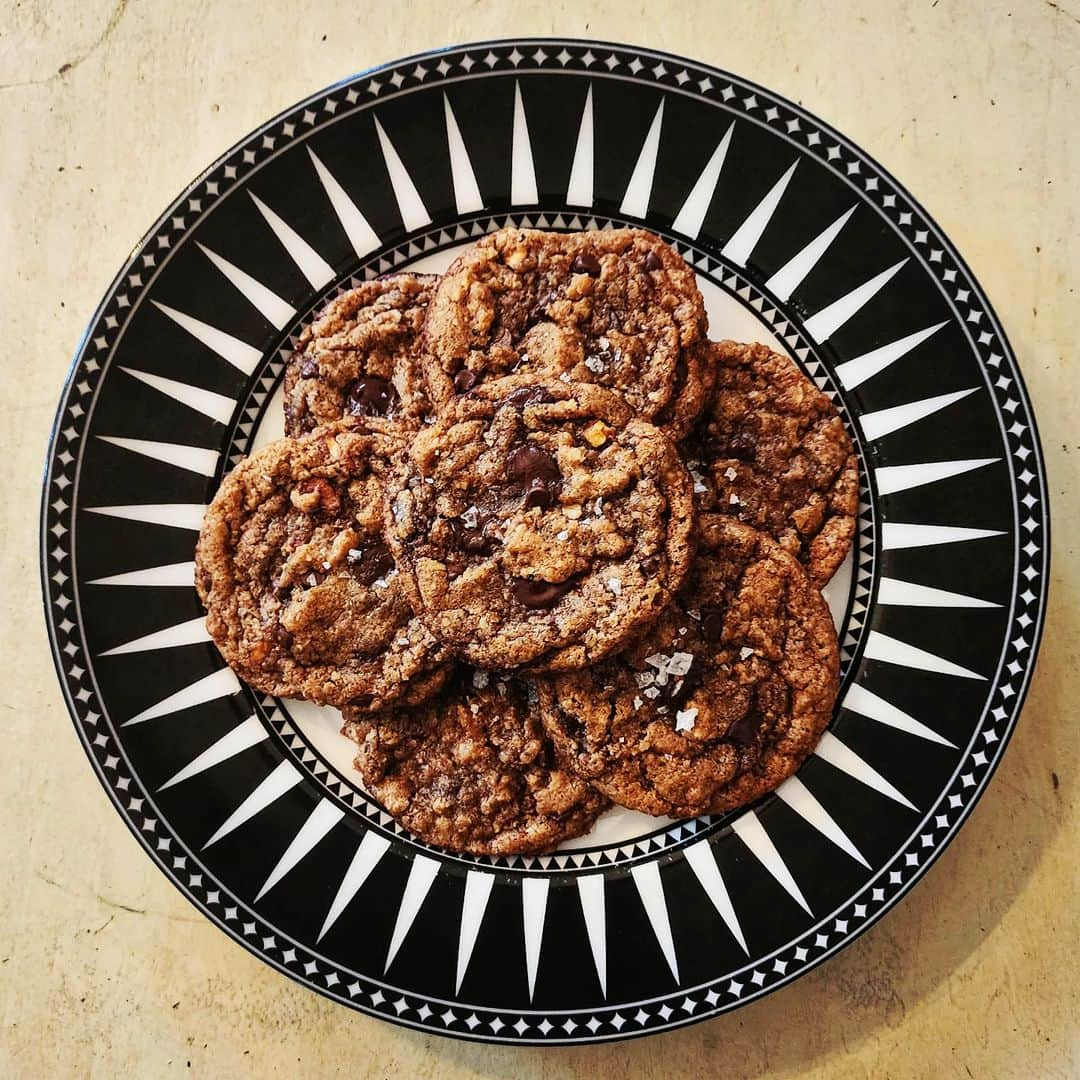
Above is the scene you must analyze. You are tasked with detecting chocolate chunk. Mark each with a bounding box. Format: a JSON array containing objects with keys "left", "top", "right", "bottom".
[
  {"left": 298, "top": 356, "right": 320, "bottom": 379},
  {"left": 640, "top": 555, "right": 662, "bottom": 578},
  {"left": 446, "top": 558, "right": 468, "bottom": 579},
  {"left": 523, "top": 478, "right": 554, "bottom": 510},
  {"left": 454, "top": 368, "right": 478, "bottom": 393},
  {"left": 700, "top": 606, "right": 726, "bottom": 643},
  {"left": 512, "top": 577, "right": 575, "bottom": 608},
  {"left": 643, "top": 250, "right": 663, "bottom": 272},
  {"left": 507, "top": 443, "right": 560, "bottom": 485},
  {"left": 709, "top": 430, "right": 756, "bottom": 462},
  {"left": 570, "top": 252, "right": 602, "bottom": 277},
  {"left": 505, "top": 384, "right": 555, "bottom": 409},
  {"left": 274, "top": 622, "right": 294, "bottom": 648},
  {"left": 528, "top": 289, "right": 556, "bottom": 324},
  {"left": 345, "top": 376, "right": 397, "bottom": 417},
  {"left": 727, "top": 706, "right": 764, "bottom": 747},
  {"left": 450, "top": 512, "right": 497, "bottom": 555},
  {"left": 347, "top": 541, "right": 395, "bottom": 586}
]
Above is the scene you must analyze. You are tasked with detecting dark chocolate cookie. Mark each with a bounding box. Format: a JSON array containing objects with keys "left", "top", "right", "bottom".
[
  {"left": 683, "top": 340, "right": 859, "bottom": 585},
  {"left": 539, "top": 517, "right": 840, "bottom": 818},
  {"left": 341, "top": 674, "right": 609, "bottom": 856},
  {"left": 422, "top": 228, "right": 711, "bottom": 438},
  {"left": 195, "top": 418, "right": 450, "bottom": 708},
  {"left": 385, "top": 377, "right": 695, "bottom": 672},
  {"left": 283, "top": 274, "right": 436, "bottom": 436}
]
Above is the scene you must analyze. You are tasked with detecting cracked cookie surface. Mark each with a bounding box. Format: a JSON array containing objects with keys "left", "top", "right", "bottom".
[
  {"left": 284, "top": 274, "right": 436, "bottom": 436},
  {"left": 385, "top": 377, "right": 694, "bottom": 672},
  {"left": 342, "top": 674, "right": 609, "bottom": 855},
  {"left": 539, "top": 517, "right": 839, "bottom": 817},
  {"left": 195, "top": 418, "right": 450, "bottom": 708},
  {"left": 422, "top": 227, "right": 711, "bottom": 438},
  {"left": 683, "top": 340, "right": 859, "bottom": 585}
]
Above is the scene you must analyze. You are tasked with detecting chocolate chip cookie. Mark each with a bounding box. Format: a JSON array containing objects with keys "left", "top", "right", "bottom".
[
  {"left": 683, "top": 340, "right": 859, "bottom": 585},
  {"left": 539, "top": 516, "right": 839, "bottom": 818},
  {"left": 385, "top": 377, "right": 695, "bottom": 672},
  {"left": 422, "top": 228, "right": 712, "bottom": 438},
  {"left": 341, "top": 674, "right": 608, "bottom": 855},
  {"left": 195, "top": 418, "right": 450, "bottom": 708},
  {"left": 283, "top": 274, "right": 435, "bottom": 436}
]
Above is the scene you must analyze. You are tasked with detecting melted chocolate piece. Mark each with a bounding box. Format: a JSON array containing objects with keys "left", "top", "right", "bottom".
[
  {"left": 708, "top": 430, "right": 756, "bottom": 462},
  {"left": 640, "top": 555, "right": 662, "bottom": 578},
  {"left": 345, "top": 376, "right": 397, "bottom": 417},
  {"left": 450, "top": 512, "right": 498, "bottom": 555},
  {"left": 523, "top": 478, "right": 554, "bottom": 510},
  {"left": 446, "top": 558, "right": 468, "bottom": 579},
  {"left": 298, "top": 356, "right": 320, "bottom": 379},
  {"left": 700, "top": 605, "right": 726, "bottom": 643},
  {"left": 643, "top": 250, "right": 663, "bottom": 272},
  {"left": 528, "top": 289, "right": 556, "bottom": 324},
  {"left": 347, "top": 541, "right": 395, "bottom": 586},
  {"left": 505, "top": 384, "right": 555, "bottom": 409},
  {"left": 727, "top": 706, "right": 764, "bottom": 747},
  {"left": 454, "top": 368, "right": 478, "bottom": 393},
  {"left": 512, "top": 577, "right": 574, "bottom": 608},
  {"left": 570, "top": 252, "right": 602, "bottom": 277},
  {"left": 507, "top": 444, "right": 561, "bottom": 485}
]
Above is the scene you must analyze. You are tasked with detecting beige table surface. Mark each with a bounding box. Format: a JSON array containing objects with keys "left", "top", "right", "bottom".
[{"left": 1, "top": 1, "right": 1077, "bottom": 1076}]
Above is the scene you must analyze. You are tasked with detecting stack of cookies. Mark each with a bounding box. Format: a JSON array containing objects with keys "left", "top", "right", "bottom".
[{"left": 195, "top": 228, "right": 858, "bottom": 856}]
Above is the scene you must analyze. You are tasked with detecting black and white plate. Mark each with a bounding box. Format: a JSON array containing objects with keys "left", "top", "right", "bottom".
[{"left": 41, "top": 40, "right": 1048, "bottom": 1044}]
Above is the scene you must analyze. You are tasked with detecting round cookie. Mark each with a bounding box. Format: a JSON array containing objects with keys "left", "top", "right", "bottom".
[
  {"left": 539, "top": 517, "right": 840, "bottom": 818},
  {"left": 422, "top": 227, "right": 711, "bottom": 438},
  {"left": 283, "top": 274, "right": 436, "bottom": 436},
  {"left": 683, "top": 340, "right": 859, "bottom": 586},
  {"left": 195, "top": 418, "right": 451, "bottom": 709},
  {"left": 385, "top": 377, "right": 695, "bottom": 672},
  {"left": 341, "top": 674, "right": 609, "bottom": 856}
]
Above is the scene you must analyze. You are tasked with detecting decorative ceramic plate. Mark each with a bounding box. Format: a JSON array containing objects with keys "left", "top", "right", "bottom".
[{"left": 41, "top": 39, "right": 1048, "bottom": 1044}]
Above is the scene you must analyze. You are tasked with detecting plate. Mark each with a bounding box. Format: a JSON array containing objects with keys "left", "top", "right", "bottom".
[{"left": 41, "top": 39, "right": 1049, "bottom": 1044}]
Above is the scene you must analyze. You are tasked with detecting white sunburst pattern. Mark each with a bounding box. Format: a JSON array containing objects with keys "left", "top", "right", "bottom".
[{"left": 41, "top": 40, "right": 1047, "bottom": 1044}]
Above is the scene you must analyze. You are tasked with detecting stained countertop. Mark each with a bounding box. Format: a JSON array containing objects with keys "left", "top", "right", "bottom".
[{"left": 0, "top": 1, "right": 1077, "bottom": 1077}]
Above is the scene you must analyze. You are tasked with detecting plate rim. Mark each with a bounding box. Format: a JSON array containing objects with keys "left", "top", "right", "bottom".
[{"left": 39, "top": 36, "right": 1051, "bottom": 1045}]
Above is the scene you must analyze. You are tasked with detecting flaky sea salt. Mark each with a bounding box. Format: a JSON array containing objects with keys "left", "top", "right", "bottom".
[
  {"left": 556, "top": 530, "right": 569, "bottom": 541},
  {"left": 667, "top": 652, "right": 694, "bottom": 676},
  {"left": 739, "top": 646, "right": 755, "bottom": 661},
  {"left": 643, "top": 686, "right": 661, "bottom": 700},
  {"left": 473, "top": 670, "right": 490, "bottom": 689},
  {"left": 584, "top": 354, "right": 606, "bottom": 373},
  {"left": 675, "top": 707, "right": 698, "bottom": 732},
  {"left": 606, "top": 578, "right": 622, "bottom": 596}
]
